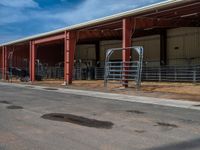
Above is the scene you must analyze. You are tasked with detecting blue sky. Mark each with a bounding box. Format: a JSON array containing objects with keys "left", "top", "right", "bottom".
[{"left": 0, "top": 0, "right": 164, "bottom": 44}]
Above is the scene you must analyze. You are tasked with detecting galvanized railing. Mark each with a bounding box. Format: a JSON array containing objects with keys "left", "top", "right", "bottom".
[
  {"left": 40, "top": 67, "right": 64, "bottom": 80},
  {"left": 93, "top": 65, "right": 200, "bottom": 83},
  {"left": 104, "top": 46, "right": 144, "bottom": 89},
  {"left": 104, "top": 61, "right": 142, "bottom": 86},
  {"left": 3, "top": 64, "right": 200, "bottom": 83},
  {"left": 0, "top": 68, "right": 2, "bottom": 80},
  {"left": 142, "top": 66, "right": 200, "bottom": 82},
  {"left": 95, "top": 67, "right": 105, "bottom": 80}
]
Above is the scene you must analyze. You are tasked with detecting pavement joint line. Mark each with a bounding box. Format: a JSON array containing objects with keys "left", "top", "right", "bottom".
[{"left": 0, "top": 82, "right": 200, "bottom": 111}]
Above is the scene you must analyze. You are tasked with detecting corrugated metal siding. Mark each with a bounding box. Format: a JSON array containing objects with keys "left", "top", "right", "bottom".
[
  {"left": 167, "top": 27, "right": 200, "bottom": 66},
  {"left": 76, "top": 45, "right": 96, "bottom": 60},
  {"left": 99, "top": 36, "right": 160, "bottom": 67},
  {"left": 100, "top": 40, "right": 122, "bottom": 63},
  {"left": 133, "top": 35, "right": 160, "bottom": 67}
]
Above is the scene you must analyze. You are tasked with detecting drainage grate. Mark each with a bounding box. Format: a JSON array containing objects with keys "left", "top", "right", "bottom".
[
  {"left": 126, "top": 110, "right": 145, "bottom": 114},
  {"left": 0, "top": 101, "right": 11, "bottom": 104},
  {"left": 7, "top": 105, "right": 23, "bottom": 109},
  {"left": 155, "top": 122, "right": 178, "bottom": 128},
  {"left": 41, "top": 113, "right": 114, "bottom": 129},
  {"left": 43, "top": 88, "right": 58, "bottom": 91}
]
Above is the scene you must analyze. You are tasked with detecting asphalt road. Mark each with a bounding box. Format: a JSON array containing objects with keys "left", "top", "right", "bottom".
[{"left": 0, "top": 84, "right": 200, "bottom": 150}]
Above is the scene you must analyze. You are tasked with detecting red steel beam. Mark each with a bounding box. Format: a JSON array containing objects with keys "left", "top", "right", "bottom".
[
  {"left": 131, "top": 17, "right": 191, "bottom": 30},
  {"left": 34, "top": 33, "right": 65, "bottom": 45},
  {"left": 141, "top": 1, "right": 200, "bottom": 18},
  {"left": 80, "top": 20, "right": 122, "bottom": 31},
  {"left": 64, "top": 31, "right": 77, "bottom": 85},
  {"left": 122, "top": 18, "right": 133, "bottom": 87},
  {"left": 29, "top": 41, "right": 36, "bottom": 82}
]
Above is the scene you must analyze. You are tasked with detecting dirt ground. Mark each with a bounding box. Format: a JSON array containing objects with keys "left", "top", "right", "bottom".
[{"left": 7, "top": 79, "right": 200, "bottom": 102}]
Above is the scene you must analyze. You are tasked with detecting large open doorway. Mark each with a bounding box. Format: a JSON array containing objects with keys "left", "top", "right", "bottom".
[
  {"left": 7, "top": 44, "right": 29, "bottom": 82},
  {"left": 35, "top": 40, "right": 64, "bottom": 81}
]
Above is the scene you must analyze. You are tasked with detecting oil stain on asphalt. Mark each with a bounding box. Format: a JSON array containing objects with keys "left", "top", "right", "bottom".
[
  {"left": 43, "top": 88, "right": 58, "bottom": 91},
  {"left": 134, "top": 130, "right": 146, "bottom": 133},
  {"left": 126, "top": 110, "right": 145, "bottom": 114},
  {"left": 155, "top": 122, "right": 178, "bottom": 128},
  {"left": 0, "top": 101, "right": 11, "bottom": 104},
  {"left": 7, "top": 105, "right": 24, "bottom": 109},
  {"left": 41, "top": 113, "right": 114, "bottom": 129}
]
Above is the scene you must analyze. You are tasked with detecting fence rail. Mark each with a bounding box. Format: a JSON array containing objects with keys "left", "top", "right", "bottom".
[
  {"left": 142, "top": 66, "right": 200, "bottom": 82},
  {"left": 93, "top": 65, "right": 200, "bottom": 83},
  {"left": 1, "top": 65, "right": 200, "bottom": 83}
]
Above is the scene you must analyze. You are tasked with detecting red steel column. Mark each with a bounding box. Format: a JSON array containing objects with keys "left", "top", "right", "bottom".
[
  {"left": 64, "top": 31, "right": 77, "bottom": 85},
  {"left": 29, "top": 41, "right": 36, "bottom": 82},
  {"left": 123, "top": 18, "right": 132, "bottom": 61},
  {"left": 122, "top": 18, "right": 133, "bottom": 87},
  {"left": 4, "top": 46, "right": 8, "bottom": 80},
  {"left": 2, "top": 47, "right": 5, "bottom": 80}
]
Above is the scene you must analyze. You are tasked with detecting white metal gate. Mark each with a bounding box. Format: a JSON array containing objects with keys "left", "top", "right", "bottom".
[{"left": 104, "top": 46, "right": 144, "bottom": 89}]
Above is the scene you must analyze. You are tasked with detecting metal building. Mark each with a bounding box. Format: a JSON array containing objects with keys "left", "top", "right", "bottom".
[{"left": 0, "top": 0, "right": 200, "bottom": 85}]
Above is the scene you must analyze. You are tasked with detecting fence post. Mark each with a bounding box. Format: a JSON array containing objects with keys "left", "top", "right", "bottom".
[
  {"left": 174, "top": 67, "right": 177, "bottom": 82},
  {"left": 193, "top": 69, "right": 197, "bottom": 83},
  {"left": 95, "top": 67, "right": 97, "bottom": 80},
  {"left": 145, "top": 67, "right": 148, "bottom": 80},
  {"left": 159, "top": 67, "right": 161, "bottom": 82}
]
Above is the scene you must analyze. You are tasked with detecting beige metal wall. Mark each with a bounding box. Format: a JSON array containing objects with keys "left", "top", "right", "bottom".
[
  {"left": 133, "top": 35, "right": 160, "bottom": 67},
  {"left": 100, "top": 40, "right": 122, "bottom": 62},
  {"left": 76, "top": 27, "right": 200, "bottom": 67},
  {"left": 167, "top": 27, "right": 200, "bottom": 66},
  {"left": 76, "top": 44, "right": 96, "bottom": 61},
  {"left": 98, "top": 35, "right": 160, "bottom": 67}
]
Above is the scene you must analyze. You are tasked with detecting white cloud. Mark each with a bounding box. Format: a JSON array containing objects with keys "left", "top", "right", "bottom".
[
  {"left": 0, "top": 0, "right": 38, "bottom": 8},
  {"left": 43, "top": 0, "right": 162, "bottom": 24},
  {"left": 0, "top": 7, "right": 29, "bottom": 25}
]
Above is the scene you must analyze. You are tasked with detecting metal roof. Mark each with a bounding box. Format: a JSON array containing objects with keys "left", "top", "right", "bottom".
[{"left": 0, "top": 0, "right": 186, "bottom": 47}]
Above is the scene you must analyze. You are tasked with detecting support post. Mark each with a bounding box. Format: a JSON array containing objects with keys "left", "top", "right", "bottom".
[
  {"left": 160, "top": 30, "right": 167, "bottom": 66},
  {"left": 29, "top": 41, "right": 36, "bottom": 82},
  {"left": 2, "top": 46, "right": 8, "bottom": 80},
  {"left": 2, "top": 47, "right": 5, "bottom": 80},
  {"left": 95, "top": 41, "right": 100, "bottom": 67},
  {"left": 64, "top": 31, "right": 77, "bottom": 85},
  {"left": 122, "top": 18, "right": 133, "bottom": 87}
]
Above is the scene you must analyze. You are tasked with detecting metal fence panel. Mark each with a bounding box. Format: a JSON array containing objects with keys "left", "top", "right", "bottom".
[{"left": 104, "top": 46, "right": 144, "bottom": 89}]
